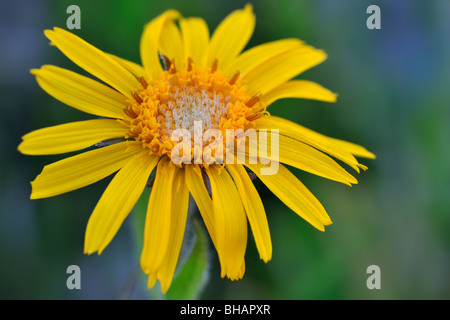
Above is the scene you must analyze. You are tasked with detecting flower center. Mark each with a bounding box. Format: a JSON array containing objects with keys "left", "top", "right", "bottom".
[{"left": 124, "top": 58, "right": 264, "bottom": 163}]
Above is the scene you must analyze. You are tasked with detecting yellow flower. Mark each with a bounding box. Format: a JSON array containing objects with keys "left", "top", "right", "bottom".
[{"left": 19, "top": 5, "right": 375, "bottom": 293}]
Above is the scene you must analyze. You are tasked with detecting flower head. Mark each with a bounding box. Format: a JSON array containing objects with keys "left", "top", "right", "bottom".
[{"left": 19, "top": 5, "right": 375, "bottom": 293}]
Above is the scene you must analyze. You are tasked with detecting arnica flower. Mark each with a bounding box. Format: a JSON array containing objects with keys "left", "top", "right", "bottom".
[{"left": 19, "top": 5, "right": 375, "bottom": 293}]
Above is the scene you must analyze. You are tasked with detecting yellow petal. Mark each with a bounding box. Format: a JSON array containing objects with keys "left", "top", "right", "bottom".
[
  {"left": 180, "top": 17, "right": 210, "bottom": 66},
  {"left": 328, "top": 138, "right": 376, "bottom": 159},
  {"left": 205, "top": 165, "right": 247, "bottom": 280},
  {"left": 107, "top": 53, "right": 147, "bottom": 79},
  {"left": 246, "top": 163, "right": 332, "bottom": 231},
  {"left": 261, "top": 80, "right": 337, "bottom": 107},
  {"left": 227, "top": 164, "right": 272, "bottom": 262},
  {"left": 225, "top": 38, "right": 303, "bottom": 77},
  {"left": 147, "top": 273, "right": 157, "bottom": 289},
  {"left": 30, "top": 141, "right": 143, "bottom": 199},
  {"left": 260, "top": 130, "right": 358, "bottom": 185},
  {"left": 84, "top": 151, "right": 159, "bottom": 254},
  {"left": 31, "top": 65, "right": 127, "bottom": 119},
  {"left": 184, "top": 164, "right": 217, "bottom": 249},
  {"left": 19, "top": 119, "right": 128, "bottom": 155},
  {"left": 158, "top": 19, "right": 185, "bottom": 69},
  {"left": 141, "top": 158, "right": 177, "bottom": 274},
  {"left": 256, "top": 116, "right": 366, "bottom": 172},
  {"left": 245, "top": 45, "right": 327, "bottom": 96},
  {"left": 206, "top": 4, "right": 255, "bottom": 68},
  {"left": 44, "top": 28, "right": 139, "bottom": 96},
  {"left": 140, "top": 10, "right": 180, "bottom": 79},
  {"left": 157, "top": 168, "right": 190, "bottom": 294}
]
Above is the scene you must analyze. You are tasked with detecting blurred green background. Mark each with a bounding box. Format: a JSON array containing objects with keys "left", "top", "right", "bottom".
[{"left": 1, "top": 0, "right": 449, "bottom": 299}]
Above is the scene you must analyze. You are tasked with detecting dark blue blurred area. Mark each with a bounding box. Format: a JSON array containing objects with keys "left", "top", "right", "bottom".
[{"left": 1, "top": 0, "right": 449, "bottom": 299}]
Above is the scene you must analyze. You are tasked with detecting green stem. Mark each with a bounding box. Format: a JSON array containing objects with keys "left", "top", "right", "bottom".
[{"left": 130, "top": 187, "right": 210, "bottom": 300}]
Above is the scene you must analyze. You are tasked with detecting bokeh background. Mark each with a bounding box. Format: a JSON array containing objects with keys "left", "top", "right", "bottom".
[{"left": 1, "top": 0, "right": 449, "bottom": 299}]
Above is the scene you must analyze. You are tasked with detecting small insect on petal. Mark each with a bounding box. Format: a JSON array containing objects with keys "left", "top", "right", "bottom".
[
  {"left": 95, "top": 138, "right": 125, "bottom": 148},
  {"left": 159, "top": 53, "right": 171, "bottom": 71}
]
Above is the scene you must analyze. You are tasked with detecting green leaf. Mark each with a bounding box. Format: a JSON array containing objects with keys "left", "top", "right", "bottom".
[{"left": 166, "top": 219, "right": 209, "bottom": 300}]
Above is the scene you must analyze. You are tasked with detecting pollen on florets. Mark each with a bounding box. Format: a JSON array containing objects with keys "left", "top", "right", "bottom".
[{"left": 123, "top": 58, "right": 265, "bottom": 162}]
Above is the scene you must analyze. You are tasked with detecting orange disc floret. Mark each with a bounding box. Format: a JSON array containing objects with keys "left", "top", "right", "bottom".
[{"left": 124, "top": 58, "right": 265, "bottom": 163}]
